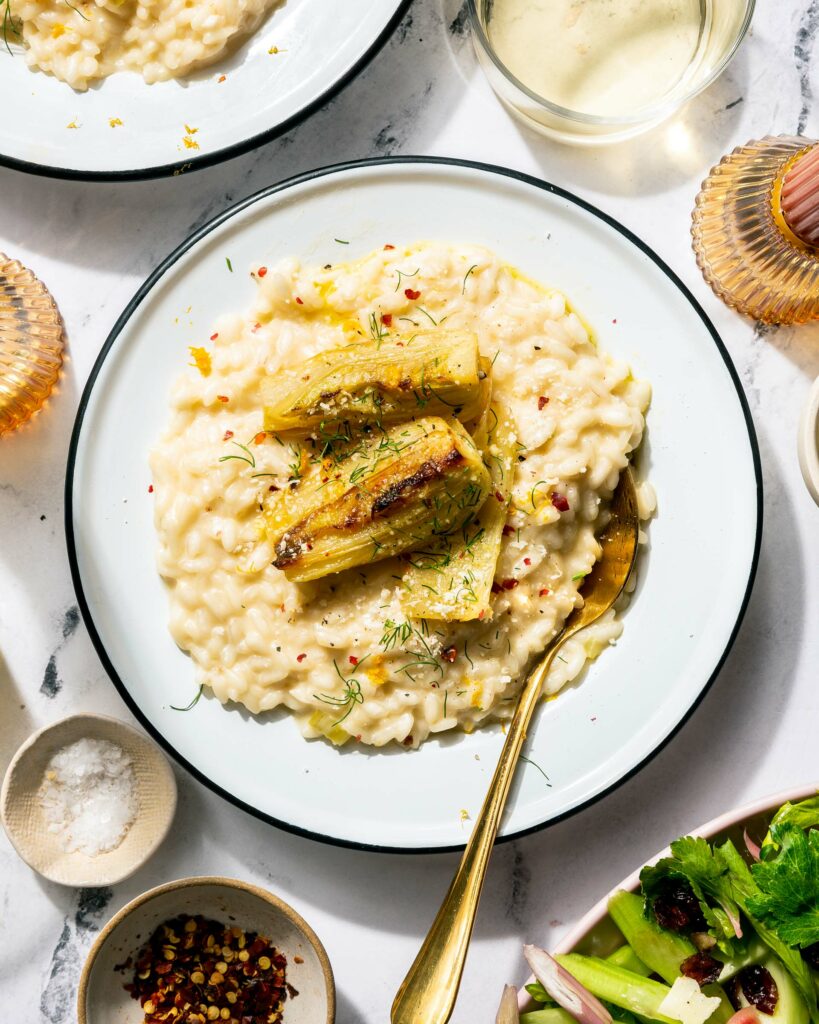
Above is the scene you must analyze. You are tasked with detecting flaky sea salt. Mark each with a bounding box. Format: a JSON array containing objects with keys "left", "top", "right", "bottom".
[{"left": 39, "top": 738, "right": 138, "bottom": 856}]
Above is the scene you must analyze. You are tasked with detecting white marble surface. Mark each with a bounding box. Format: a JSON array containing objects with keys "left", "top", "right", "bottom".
[{"left": 1, "top": 2, "right": 818, "bottom": 1021}]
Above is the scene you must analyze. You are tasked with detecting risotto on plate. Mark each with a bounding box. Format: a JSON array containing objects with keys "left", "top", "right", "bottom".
[
  {"left": 150, "top": 242, "right": 653, "bottom": 748},
  {"left": 9, "top": 0, "right": 277, "bottom": 90}
]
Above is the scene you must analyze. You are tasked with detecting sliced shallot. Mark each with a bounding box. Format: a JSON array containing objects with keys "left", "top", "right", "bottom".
[
  {"left": 496, "top": 984, "right": 520, "bottom": 1024},
  {"left": 744, "top": 828, "right": 762, "bottom": 863},
  {"left": 523, "top": 945, "right": 612, "bottom": 1024}
]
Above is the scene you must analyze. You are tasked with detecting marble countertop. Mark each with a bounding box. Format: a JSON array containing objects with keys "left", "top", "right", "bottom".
[{"left": 1, "top": 1, "right": 818, "bottom": 1021}]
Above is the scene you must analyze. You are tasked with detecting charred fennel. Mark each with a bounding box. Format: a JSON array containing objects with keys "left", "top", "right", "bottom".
[
  {"left": 265, "top": 416, "right": 490, "bottom": 582},
  {"left": 262, "top": 330, "right": 487, "bottom": 432},
  {"left": 400, "top": 402, "right": 516, "bottom": 621}
]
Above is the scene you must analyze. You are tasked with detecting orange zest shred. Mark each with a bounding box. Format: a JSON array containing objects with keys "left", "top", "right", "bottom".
[{"left": 188, "top": 346, "right": 212, "bottom": 377}]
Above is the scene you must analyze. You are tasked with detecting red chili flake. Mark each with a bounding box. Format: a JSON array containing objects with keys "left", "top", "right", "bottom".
[
  {"left": 217, "top": 395, "right": 229, "bottom": 403},
  {"left": 381, "top": 313, "right": 393, "bottom": 326},
  {"left": 217, "top": 74, "right": 226, "bottom": 82},
  {"left": 539, "top": 588, "right": 550, "bottom": 597},
  {"left": 268, "top": 484, "right": 279, "bottom": 492},
  {"left": 404, "top": 288, "right": 421, "bottom": 300},
  {"left": 295, "top": 296, "right": 303, "bottom": 305},
  {"left": 441, "top": 645, "right": 458, "bottom": 663},
  {"left": 494, "top": 490, "right": 504, "bottom": 503},
  {"left": 253, "top": 431, "right": 266, "bottom": 444},
  {"left": 223, "top": 429, "right": 234, "bottom": 440},
  {"left": 551, "top": 492, "right": 570, "bottom": 512},
  {"left": 478, "top": 609, "right": 486, "bottom": 620},
  {"left": 258, "top": 266, "right": 268, "bottom": 278},
  {"left": 523, "top": 557, "right": 531, "bottom": 566},
  {"left": 612, "top": 318, "right": 618, "bottom": 324},
  {"left": 348, "top": 656, "right": 358, "bottom": 666},
  {"left": 501, "top": 578, "right": 519, "bottom": 591},
  {"left": 148, "top": 484, "right": 154, "bottom": 494},
  {"left": 502, "top": 524, "right": 515, "bottom": 536},
  {"left": 537, "top": 396, "right": 549, "bottom": 410},
  {"left": 296, "top": 653, "right": 307, "bottom": 663},
  {"left": 681, "top": 953, "right": 722, "bottom": 987},
  {"left": 384, "top": 244, "right": 395, "bottom": 250},
  {"left": 210, "top": 332, "right": 219, "bottom": 340}
]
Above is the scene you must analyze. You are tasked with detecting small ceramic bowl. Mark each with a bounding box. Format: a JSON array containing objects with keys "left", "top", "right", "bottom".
[
  {"left": 77, "top": 877, "right": 336, "bottom": 1024},
  {"left": 517, "top": 783, "right": 818, "bottom": 1008},
  {"left": 1, "top": 713, "right": 176, "bottom": 887},
  {"left": 798, "top": 376, "right": 819, "bottom": 506}
]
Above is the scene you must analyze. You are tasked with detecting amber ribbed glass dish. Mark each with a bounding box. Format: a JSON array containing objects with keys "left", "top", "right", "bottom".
[
  {"left": 0, "top": 254, "right": 65, "bottom": 436},
  {"left": 692, "top": 135, "right": 819, "bottom": 324}
]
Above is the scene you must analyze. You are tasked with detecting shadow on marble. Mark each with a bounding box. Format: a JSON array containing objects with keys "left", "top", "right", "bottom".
[
  {"left": 752, "top": 321, "right": 819, "bottom": 379},
  {"left": 0, "top": 649, "right": 36, "bottom": 769}
]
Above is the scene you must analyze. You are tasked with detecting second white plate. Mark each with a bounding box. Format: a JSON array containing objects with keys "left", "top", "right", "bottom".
[
  {"left": 66, "top": 158, "right": 762, "bottom": 851},
  {"left": 0, "top": 0, "right": 408, "bottom": 178}
]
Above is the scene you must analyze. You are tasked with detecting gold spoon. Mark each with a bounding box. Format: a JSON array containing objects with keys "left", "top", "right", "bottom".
[{"left": 391, "top": 467, "right": 640, "bottom": 1024}]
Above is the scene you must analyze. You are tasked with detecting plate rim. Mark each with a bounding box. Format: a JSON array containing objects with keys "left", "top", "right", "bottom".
[
  {"left": 64, "top": 155, "right": 764, "bottom": 854},
  {"left": 0, "top": 0, "right": 412, "bottom": 182}
]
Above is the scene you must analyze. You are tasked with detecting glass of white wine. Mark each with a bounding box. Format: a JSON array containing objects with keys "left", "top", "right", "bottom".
[{"left": 469, "top": 0, "right": 754, "bottom": 145}]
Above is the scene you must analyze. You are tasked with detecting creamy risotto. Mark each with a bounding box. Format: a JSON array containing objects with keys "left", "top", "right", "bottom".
[
  {"left": 12, "top": 0, "right": 276, "bottom": 90},
  {"left": 151, "top": 243, "right": 652, "bottom": 748}
]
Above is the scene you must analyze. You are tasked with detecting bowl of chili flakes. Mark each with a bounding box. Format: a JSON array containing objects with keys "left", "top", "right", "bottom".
[{"left": 78, "top": 876, "right": 335, "bottom": 1024}]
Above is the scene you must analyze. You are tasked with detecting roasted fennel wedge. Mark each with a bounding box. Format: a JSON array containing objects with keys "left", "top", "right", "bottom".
[
  {"left": 400, "top": 402, "right": 517, "bottom": 621},
  {"left": 262, "top": 330, "right": 486, "bottom": 431},
  {"left": 265, "top": 416, "right": 491, "bottom": 583}
]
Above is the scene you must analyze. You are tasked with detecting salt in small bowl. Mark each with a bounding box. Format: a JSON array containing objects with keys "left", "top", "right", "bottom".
[{"left": 1, "top": 712, "right": 176, "bottom": 887}]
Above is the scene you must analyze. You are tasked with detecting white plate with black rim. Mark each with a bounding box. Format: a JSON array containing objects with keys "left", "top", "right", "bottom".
[
  {"left": 66, "top": 157, "right": 762, "bottom": 852},
  {"left": 0, "top": 0, "right": 408, "bottom": 180}
]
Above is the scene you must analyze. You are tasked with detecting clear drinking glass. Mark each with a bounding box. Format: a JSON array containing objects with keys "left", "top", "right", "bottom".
[{"left": 468, "top": 0, "right": 755, "bottom": 145}]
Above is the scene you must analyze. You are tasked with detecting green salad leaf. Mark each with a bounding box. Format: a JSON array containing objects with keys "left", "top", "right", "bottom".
[
  {"left": 640, "top": 836, "right": 744, "bottom": 956},
  {"left": 760, "top": 795, "right": 819, "bottom": 860},
  {"left": 748, "top": 823, "right": 819, "bottom": 947}
]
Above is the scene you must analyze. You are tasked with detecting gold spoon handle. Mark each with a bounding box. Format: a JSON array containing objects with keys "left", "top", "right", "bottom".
[{"left": 391, "top": 635, "right": 566, "bottom": 1024}]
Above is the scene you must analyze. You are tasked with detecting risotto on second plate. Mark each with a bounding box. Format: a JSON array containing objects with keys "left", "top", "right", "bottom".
[
  {"left": 11, "top": 0, "right": 276, "bottom": 90},
  {"left": 150, "top": 242, "right": 653, "bottom": 748}
]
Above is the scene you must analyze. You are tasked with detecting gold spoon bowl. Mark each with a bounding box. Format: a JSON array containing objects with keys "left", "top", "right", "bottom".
[{"left": 392, "top": 467, "right": 640, "bottom": 1024}]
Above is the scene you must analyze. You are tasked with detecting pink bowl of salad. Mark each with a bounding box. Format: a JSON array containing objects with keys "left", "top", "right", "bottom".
[{"left": 502, "top": 786, "right": 819, "bottom": 1024}]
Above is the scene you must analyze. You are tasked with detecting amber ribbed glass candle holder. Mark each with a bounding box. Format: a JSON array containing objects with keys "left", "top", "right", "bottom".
[
  {"left": 692, "top": 135, "right": 819, "bottom": 324},
  {"left": 0, "top": 254, "right": 64, "bottom": 436}
]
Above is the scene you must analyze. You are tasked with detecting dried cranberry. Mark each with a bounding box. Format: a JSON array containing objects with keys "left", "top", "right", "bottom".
[
  {"left": 651, "top": 880, "right": 707, "bottom": 933},
  {"left": 681, "top": 952, "right": 722, "bottom": 987},
  {"left": 738, "top": 965, "right": 778, "bottom": 1015}
]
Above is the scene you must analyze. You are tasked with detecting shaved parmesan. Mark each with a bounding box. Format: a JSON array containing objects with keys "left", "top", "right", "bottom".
[{"left": 658, "top": 977, "right": 722, "bottom": 1024}]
